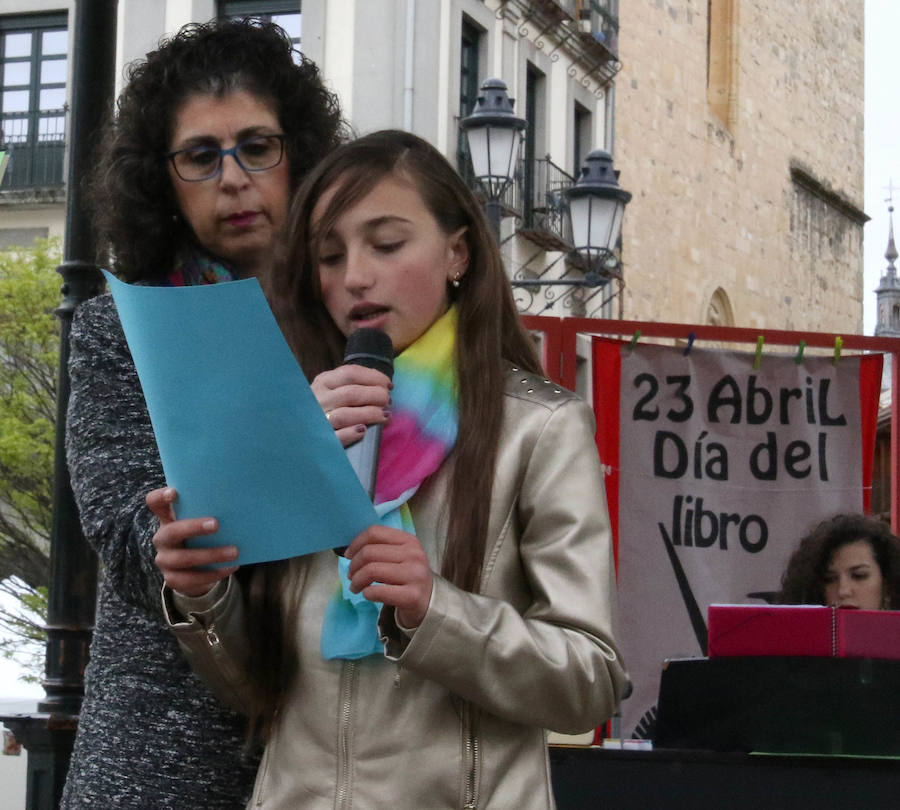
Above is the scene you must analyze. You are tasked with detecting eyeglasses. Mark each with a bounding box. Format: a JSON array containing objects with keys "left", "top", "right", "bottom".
[{"left": 166, "top": 134, "right": 286, "bottom": 182}]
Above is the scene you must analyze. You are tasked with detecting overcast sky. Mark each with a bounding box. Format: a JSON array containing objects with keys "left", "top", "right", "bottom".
[
  {"left": 0, "top": 588, "right": 41, "bottom": 699},
  {"left": 863, "top": 0, "right": 900, "bottom": 334}
]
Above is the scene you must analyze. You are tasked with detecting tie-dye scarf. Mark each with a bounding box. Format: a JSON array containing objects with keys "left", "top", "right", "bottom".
[
  {"left": 164, "top": 250, "right": 235, "bottom": 286},
  {"left": 321, "top": 306, "right": 459, "bottom": 659}
]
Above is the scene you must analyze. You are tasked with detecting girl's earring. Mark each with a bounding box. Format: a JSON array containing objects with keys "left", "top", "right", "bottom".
[{"left": 451, "top": 272, "right": 461, "bottom": 289}]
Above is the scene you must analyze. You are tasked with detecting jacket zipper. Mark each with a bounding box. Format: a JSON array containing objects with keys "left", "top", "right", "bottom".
[
  {"left": 336, "top": 660, "right": 358, "bottom": 809},
  {"left": 463, "top": 705, "right": 480, "bottom": 809},
  {"left": 203, "top": 623, "right": 244, "bottom": 696},
  {"left": 203, "top": 622, "right": 273, "bottom": 803},
  {"left": 254, "top": 736, "right": 272, "bottom": 806},
  {"left": 254, "top": 706, "right": 281, "bottom": 806}
]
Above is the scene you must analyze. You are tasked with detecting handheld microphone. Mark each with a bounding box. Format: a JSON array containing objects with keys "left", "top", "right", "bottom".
[
  {"left": 334, "top": 328, "right": 393, "bottom": 556},
  {"left": 342, "top": 328, "right": 394, "bottom": 498}
]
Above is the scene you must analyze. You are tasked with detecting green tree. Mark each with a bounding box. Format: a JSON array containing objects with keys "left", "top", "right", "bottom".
[{"left": 0, "top": 238, "right": 61, "bottom": 682}]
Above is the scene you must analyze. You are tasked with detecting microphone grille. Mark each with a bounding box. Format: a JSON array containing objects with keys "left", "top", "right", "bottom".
[{"left": 343, "top": 328, "right": 394, "bottom": 379}]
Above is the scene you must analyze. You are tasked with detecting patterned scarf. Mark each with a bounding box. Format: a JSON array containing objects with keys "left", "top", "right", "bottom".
[
  {"left": 164, "top": 250, "right": 235, "bottom": 286},
  {"left": 321, "top": 307, "right": 460, "bottom": 659}
]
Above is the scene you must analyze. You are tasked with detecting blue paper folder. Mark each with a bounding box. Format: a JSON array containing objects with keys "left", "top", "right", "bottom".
[{"left": 103, "top": 271, "right": 377, "bottom": 565}]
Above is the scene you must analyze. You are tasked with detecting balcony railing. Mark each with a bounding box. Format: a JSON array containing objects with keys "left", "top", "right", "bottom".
[
  {"left": 497, "top": 0, "right": 621, "bottom": 87},
  {"left": 0, "top": 108, "right": 67, "bottom": 190},
  {"left": 458, "top": 147, "right": 622, "bottom": 317},
  {"left": 518, "top": 156, "right": 575, "bottom": 252},
  {"left": 458, "top": 145, "right": 576, "bottom": 254},
  {"left": 579, "top": 0, "right": 618, "bottom": 57}
]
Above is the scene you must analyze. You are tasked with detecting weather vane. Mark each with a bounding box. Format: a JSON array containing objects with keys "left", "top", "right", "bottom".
[{"left": 884, "top": 178, "right": 896, "bottom": 211}]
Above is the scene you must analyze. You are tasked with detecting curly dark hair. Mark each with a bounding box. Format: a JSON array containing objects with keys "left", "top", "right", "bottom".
[
  {"left": 89, "top": 17, "right": 345, "bottom": 282},
  {"left": 777, "top": 513, "right": 900, "bottom": 608}
]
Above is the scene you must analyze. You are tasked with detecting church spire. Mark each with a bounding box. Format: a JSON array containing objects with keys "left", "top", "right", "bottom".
[
  {"left": 875, "top": 188, "right": 900, "bottom": 337},
  {"left": 885, "top": 204, "right": 898, "bottom": 278}
]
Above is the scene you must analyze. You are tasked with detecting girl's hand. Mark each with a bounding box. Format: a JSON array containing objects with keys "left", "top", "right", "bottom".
[
  {"left": 311, "top": 365, "right": 392, "bottom": 447},
  {"left": 345, "top": 525, "right": 433, "bottom": 629},
  {"left": 148, "top": 487, "right": 239, "bottom": 597}
]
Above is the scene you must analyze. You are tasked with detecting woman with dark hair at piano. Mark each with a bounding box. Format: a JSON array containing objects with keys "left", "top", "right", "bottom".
[{"left": 777, "top": 514, "right": 900, "bottom": 610}]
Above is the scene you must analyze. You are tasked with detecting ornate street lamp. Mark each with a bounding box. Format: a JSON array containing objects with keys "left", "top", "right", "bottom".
[
  {"left": 512, "top": 148, "right": 631, "bottom": 288},
  {"left": 565, "top": 148, "right": 632, "bottom": 282},
  {"left": 459, "top": 78, "right": 526, "bottom": 239}
]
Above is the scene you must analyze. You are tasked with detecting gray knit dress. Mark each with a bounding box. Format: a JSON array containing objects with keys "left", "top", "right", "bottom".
[{"left": 60, "top": 293, "right": 259, "bottom": 808}]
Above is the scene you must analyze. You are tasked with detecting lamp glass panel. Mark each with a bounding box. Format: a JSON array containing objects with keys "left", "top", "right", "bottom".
[
  {"left": 486, "top": 125, "right": 517, "bottom": 180},
  {"left": 465, "top": 126, "right": 490, "bottom": 179},
  {"left": 467, "top": 124, "right": 519, "bottom": 182},
  {"left": 570, "top": 195, "right": 618, "bottom": 253},
  {"left": 609, "top": 201, "right": 625, "bottom": 248}
]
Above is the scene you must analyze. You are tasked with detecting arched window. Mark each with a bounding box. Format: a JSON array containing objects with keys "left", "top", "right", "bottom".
[{"left": 707, "top": 287, "right": 734, "bottom": 328}]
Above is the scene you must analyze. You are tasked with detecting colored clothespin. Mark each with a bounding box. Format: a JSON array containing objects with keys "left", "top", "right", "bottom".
[
  {"left": 683, "top": 333, "right": 696, "bottom": 356},
  {"left": 628, "top": 330, "right": 641, "bottom": 352},
  {"left": 753, "top": 336, "right": 764, "bottom": 369},
  {"left": 794, "top": 341, "right": 806, "bottom": 364},
  {"left": 833, "top": 336, "right": 843, "bottom": 366}
]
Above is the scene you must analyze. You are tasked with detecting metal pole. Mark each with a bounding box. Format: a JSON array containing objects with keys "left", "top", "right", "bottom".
[
  {"left": 0, "top": 2, "right": 115, "bottom": 807},
  {"left": 486, "top": 197, "right": 502, "bottom": 243}
]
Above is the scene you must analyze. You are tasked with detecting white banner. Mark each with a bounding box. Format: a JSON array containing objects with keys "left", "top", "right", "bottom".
[{"left": 595, "top": 341, "right": 880, "bottom": 738}]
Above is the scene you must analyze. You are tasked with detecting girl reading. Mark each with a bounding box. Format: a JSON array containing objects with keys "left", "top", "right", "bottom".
[{"left": 150, "top": 130, "right": 627, "bottom": 809}]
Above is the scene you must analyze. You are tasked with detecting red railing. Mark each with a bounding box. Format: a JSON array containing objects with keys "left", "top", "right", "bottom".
[{"left": 522, "top": 315, "right": 900, "bottom": 532}]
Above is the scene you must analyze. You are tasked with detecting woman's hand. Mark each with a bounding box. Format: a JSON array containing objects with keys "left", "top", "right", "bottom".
[
  {"left": 311, "top": 365, "right": 392, "bottom": 447},
  {"left": 148, "top": 487, "right": 239, "bottom": 597},
  {"left": 345, "top": 525, "right": 433, "bottom": 629}
]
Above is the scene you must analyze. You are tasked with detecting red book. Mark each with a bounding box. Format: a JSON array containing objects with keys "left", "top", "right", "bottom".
[
  {"left": 707, "top": 605, "right": 833, "bottom": 658},
  {"left": 836, "top": 609, "right": 900, "bottom": 660},
  {"left": 708, "top": 605, "right": 900, "bottom": 660}
]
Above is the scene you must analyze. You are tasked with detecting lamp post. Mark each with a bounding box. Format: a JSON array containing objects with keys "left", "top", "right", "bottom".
[
  {"left": 459, "top": 78, "right": 526, "bottom": 241},
  {"left": 0, "top": 2, "right": 114, "bottom": 807},
  {"left": 511, "top": 148, "right": 631, "bottom": 288}
]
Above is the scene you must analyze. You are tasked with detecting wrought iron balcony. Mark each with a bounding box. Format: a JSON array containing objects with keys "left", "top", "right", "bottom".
[
  {"left": 459, "top": 140, "right": 577, "bottom": 252},
  {"left": 496, "top": 0, "right": 620, "bottom": 89},
  {"left": 519, "top": 156, "right": 575, "bottom": 252},
  {"left": 0, "top": 107, "right": 67, "bottom": 190},
  {"left": 457, "top": 146, "right": 624, "bottom": 318},
  {"left": 579, "top": 0, "right": 619, "bottom": 57}
]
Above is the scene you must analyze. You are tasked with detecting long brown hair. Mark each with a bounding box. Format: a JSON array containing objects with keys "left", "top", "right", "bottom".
[{"left": 245, "top": 130, "right": 541, "bottom": 736}]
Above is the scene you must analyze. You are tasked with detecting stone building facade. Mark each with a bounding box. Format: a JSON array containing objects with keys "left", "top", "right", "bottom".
[
  {"left": 0, "top": 0, "right": 866, "bottom": 333},
  {"left": 0, "top": 2, "right": 618, "bottom": 295},
  {"left": 614, "top": 0, "right": 866, "bottom": 331}
]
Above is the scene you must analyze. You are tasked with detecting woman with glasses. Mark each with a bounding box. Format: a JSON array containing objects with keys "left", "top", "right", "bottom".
[{"left": 61, "top": 19, "right": 374, "bottom": 809}]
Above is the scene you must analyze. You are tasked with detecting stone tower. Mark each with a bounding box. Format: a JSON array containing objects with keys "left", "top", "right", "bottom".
[{"left": 614, "top": 1, "right": 865, "bottom": 331}]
